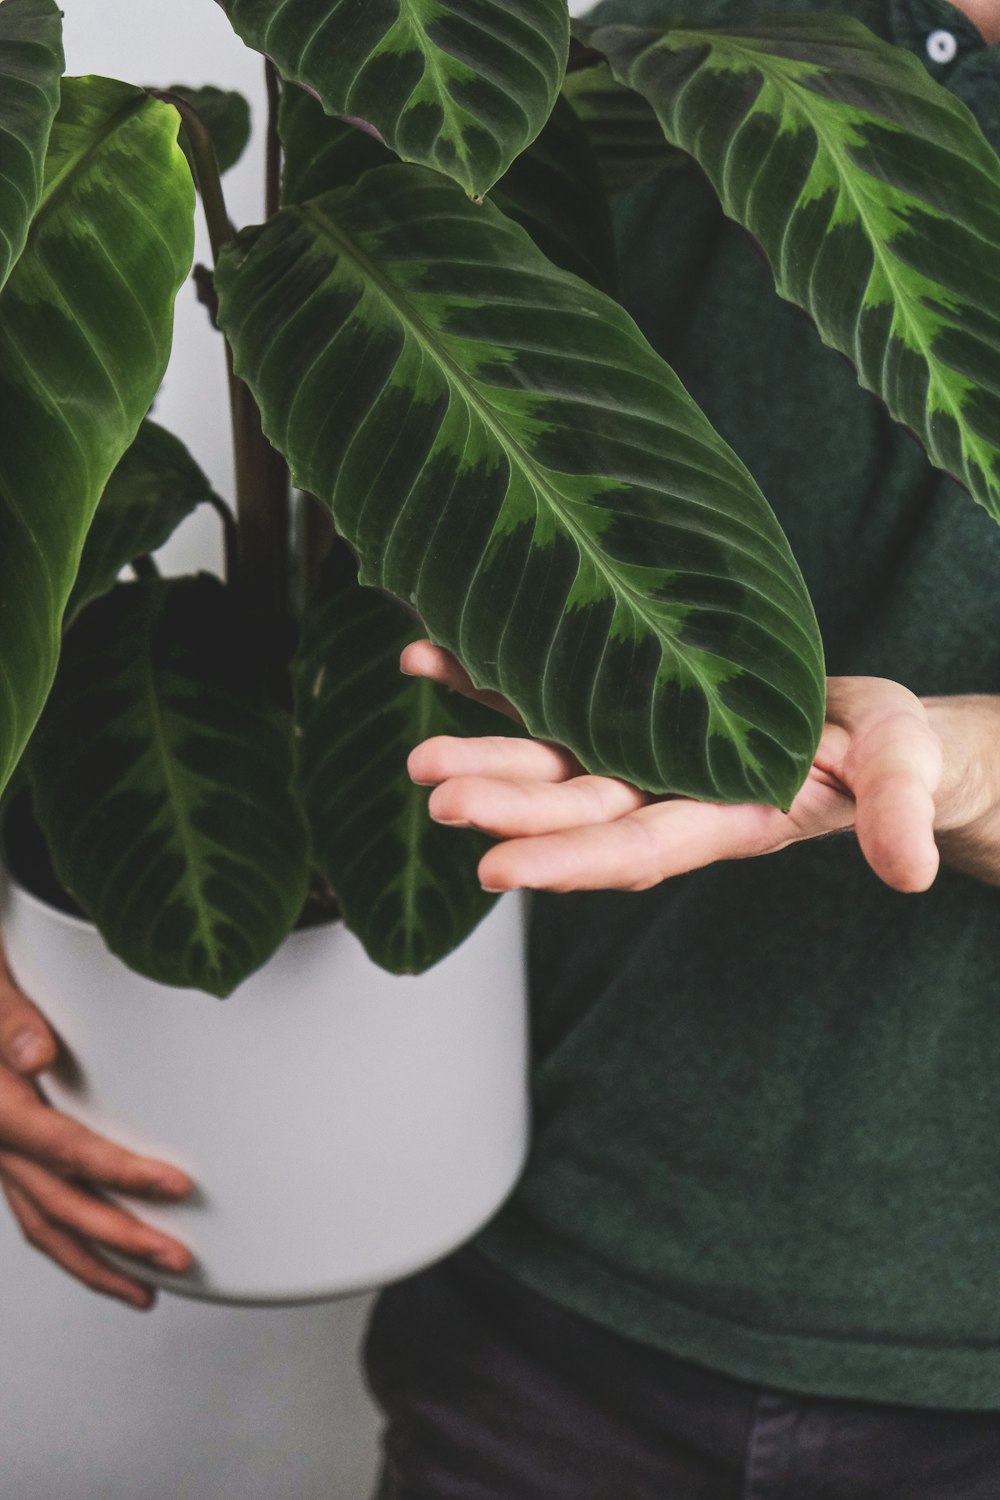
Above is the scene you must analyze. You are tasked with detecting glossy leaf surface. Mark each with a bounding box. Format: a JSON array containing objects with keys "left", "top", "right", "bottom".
[
  {"left": 68, "top": 420, "right": 217, "bottom": 618},
  {"left": 0, "top": 76, "right": 194, "bottom": 796},
  {"left": 594, "top": 15, "right": 1000, "bottom": 520},
  {"left": 218, "top": 0, "right": 570, "bottom": 196},
  {"left": 26, "top": 578, "right": 309, "bottom": 996},
  {"left": 0, "top": 0, "right": 62, "bottom": 290},
  {"left": 217, "top": 165, "right": 825, "bottom": 809},
  {"left": 294, "top": 571, "right": 501, "bottom": 974},
  {"left": 280, "top": 85, "right": 617, "bottom": 292},
  {"left": 563, "top": 61, "right": 682, "bottom": 194}
]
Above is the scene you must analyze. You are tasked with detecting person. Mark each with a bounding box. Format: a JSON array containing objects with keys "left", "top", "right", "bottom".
[{"left": 2, "top": 0, "right": 1000, "bottom": 1494}]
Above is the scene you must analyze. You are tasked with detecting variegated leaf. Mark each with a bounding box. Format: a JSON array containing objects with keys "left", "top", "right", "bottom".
[
  {"left": 25, "top": 578, "right": 309, "bottom": 996},
  {"left": 593, "top": 15, "right": 1000, "bottom": 520},
  {"left": 0, "top": 0, "right": 63, "bottom": 290},
  {"left": 280, "top": 84, "right": 617, "bottom": 292},
  {"left": 294, "top": 567, "right": 502, "bottom": 974},
  {"left": 217, "top": 164, "right": 825, "bottom": 809},
  {"left": 0, "top": 76, "right": 194, "bottom": 796},
  {"left": 217, "top": 0, "right": 570, "bottom": 196},
  {"left": 68, "top": 420, "right": 218, "bottom": 619}
]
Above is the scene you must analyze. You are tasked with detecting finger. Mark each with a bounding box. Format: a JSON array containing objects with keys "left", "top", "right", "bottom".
[
  {"left": 830, "top": 690, "right": 943, "bottom": 892},
  {"left": 478, "top": 797, "right": 791, "bottom": 893},
  {"left": 3, "top": 1178, "right": 156, "bottom": 1309},
  {"left": 409, "top": 734, "right": 581, "bottom": 788},
  {"left": 851, "top": 727, "right": 941, "bottom": 891},
  {"left": 400, "top": 641, "right": 523, "bottom": 724},
  {"left": 0, "top": 1068, "right": 193, "bottom": 1198},
  {"left": 429, "top": 773, "right": 650, "bottom": 836},
  {"left": 0, "top": 1153, "right": 192, "bottom": 1272},
  {"left": 0, "top": 942, "right": 58, "bottom": 1075}
]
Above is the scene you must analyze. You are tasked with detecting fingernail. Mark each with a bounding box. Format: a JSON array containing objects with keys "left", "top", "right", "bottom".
[
  {"left": 147, "top": 1172, "right": 192, "bottom": 1198},
  {"left": 9, "top": 1029, "right": 48, "bottom": 1070},
  {"left": 122, "top": 1288, "right": 155, "bottom": 1310},
  {"left": 150, "top": 1249, "right": 187, "bottom": 1272}
]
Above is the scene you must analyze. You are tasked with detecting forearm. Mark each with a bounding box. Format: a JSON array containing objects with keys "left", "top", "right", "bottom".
[{"left": 923, "top": 696, "right": 1000, "bottom": 887}]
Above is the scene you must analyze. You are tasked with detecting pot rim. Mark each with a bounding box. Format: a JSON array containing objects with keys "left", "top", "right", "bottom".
[{"left": 0, "top": 864, "right": 93, "bottom": 935}]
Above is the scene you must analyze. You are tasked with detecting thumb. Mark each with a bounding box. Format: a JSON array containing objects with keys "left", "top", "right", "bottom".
[
  {"left": 0, "top": 942, "right": 58, "bottom": 1075},
  {"left": 830, "top": 680, "right": 943, "bottom": 893}
]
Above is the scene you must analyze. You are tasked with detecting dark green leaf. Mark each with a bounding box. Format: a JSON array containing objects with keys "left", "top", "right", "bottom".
[
  {"left": 593, "top": 15, "right": 1000, "bottom": 521},
  {"left": 294, "top": 569, "right": 502, "bottom": 974},
  {"left": 280, "top": 84, "right": 617, "bottom": 292},
  {"left": 562, "top": 60, "right": 684, "bottom": 194},
  {"left": 216, "top": 164, "right": 825, "bottom": 810},
  {"left": 218, "top": 0, "right": 570, "bottom": 197},
  {"left": 25, "top": 578, "right": 309, "bottom": 997},
  {"left": 279, "top": 85, "right": 394, "bottom": 205},
  {"left": 0, "top": 76, "right": 195, "bottom": 798},
  {"left": 492, "top": 97, "right": 618, "bottom": 295},
  {"left": 0, "top": 0, "right": 63, "bottom": 290},
  {"left": 69, "top": 420, "right": 217, "bottom": 618},
  {"left": 167, "top": 83, "right": 251, "bottom": 174}
]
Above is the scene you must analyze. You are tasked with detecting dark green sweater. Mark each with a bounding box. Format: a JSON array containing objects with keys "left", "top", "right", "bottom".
[{"left": 479, "top": 0, "right": 1000, "bottom": 1409}]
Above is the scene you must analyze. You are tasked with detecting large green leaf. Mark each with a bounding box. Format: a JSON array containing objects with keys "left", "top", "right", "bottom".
[
  {"left": 294, "top": 566, "right": 502, "bottom": 974},
  {"left": 280, "top": 84, "right": 617, "bottom": 292},
  {"left": 0, "top": 0, "right": 63, "bottom": 291},
  {"left": 68, "top": 419, "right": 218, "bottom": 619},
  {"left": 0, "top": 76, "right": 194, "bottom": 796},
  {"left": 592, "top": 16, "right": 1000, "bottom": 521},
  {"left": 562, "top": 61, "right": 683, "bottom": 195},
  {"left": 216, "top": 164, "right": 825, "bottom": 809},
  {"left": 25, "top": 578, "right": 309, "bottom": 996},
  {"left": 218, "top": 0, "right": 570, "bottom": 197}
]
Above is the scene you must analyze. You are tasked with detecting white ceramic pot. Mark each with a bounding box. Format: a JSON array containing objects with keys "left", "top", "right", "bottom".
[{"left": 0, "top": 877, "right": 529, "bottom": 1305}]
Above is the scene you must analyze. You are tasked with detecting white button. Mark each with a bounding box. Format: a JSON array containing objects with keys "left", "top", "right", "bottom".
[{"left": 926, "top": 29, "right": 958, "bottom": 63}]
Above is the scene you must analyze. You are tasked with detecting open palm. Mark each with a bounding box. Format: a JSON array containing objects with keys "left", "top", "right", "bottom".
[{"left": 402, "top": 642, "right": 1000, "bottom": 896}]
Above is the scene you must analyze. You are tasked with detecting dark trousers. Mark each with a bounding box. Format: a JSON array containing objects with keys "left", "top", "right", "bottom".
[{"left": 363, "top": 1249, "right": 1000, "bottom": 1499}]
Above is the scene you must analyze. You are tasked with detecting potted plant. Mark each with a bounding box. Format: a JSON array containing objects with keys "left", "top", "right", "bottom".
[{"left": 0, "top": 0, "right": 996, "bottom": 1301}]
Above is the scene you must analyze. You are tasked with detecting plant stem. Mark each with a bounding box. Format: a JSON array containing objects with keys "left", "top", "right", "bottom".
[
  {"left": 206, "top": 492, "right": 240, "bottom": 583},
  {"left": 155, "top": 90, "right": 290, "bottom": 638},
  {"left": 298, "top": 492, "right": 337, "bottom": 604},
  {"left": 265, "top": 59, "right": 282, "bottom": 221},
  {"left": 159, "top": 92, "right": 233, "bottom": 263},
  {"left": 131, "top": 554, "right": 160, "bottom": 580}
]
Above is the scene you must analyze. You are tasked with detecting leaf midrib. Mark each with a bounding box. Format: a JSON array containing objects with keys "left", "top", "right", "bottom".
[
  {"left": 36, "top": 85, "right": 149, "bottom": 224},
  {"left": 136, "top": 588, "right": 225, "bottom": 978},
  {"left": 663, "top": 32, "right": 998, "bottom": 483},
  {"left": 299, "top": 196, "right": 775, "bottom": 722}
]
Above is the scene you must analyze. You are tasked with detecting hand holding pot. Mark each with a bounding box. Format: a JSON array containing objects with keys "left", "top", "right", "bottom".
[{"left": 0, "top": 940, "right": 194, "bottom": 1309}]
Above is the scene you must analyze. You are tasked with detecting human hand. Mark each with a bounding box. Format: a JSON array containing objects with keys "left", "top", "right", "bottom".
[
  {"left": 0, "top": 944, "right": 194, "bottom": 1309},
  {"left": 402, "top": 642, "right": 1000, "bottom": 893}
]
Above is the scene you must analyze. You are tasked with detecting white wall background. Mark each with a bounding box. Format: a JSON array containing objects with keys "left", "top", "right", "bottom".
[
  {"left": 1, "top": 2, "right": 589, "bottom": 1495},
  {"left": 1, "top": 12, "right": 384, "bottom": 1496}
]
